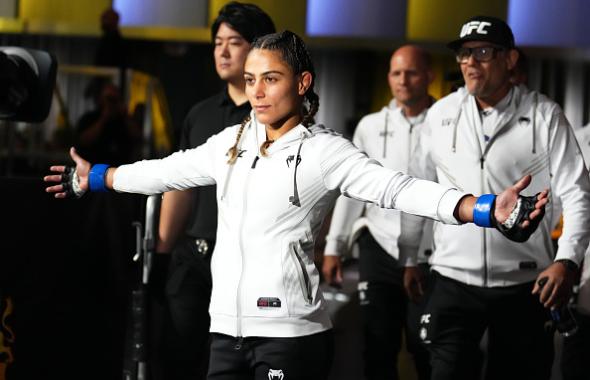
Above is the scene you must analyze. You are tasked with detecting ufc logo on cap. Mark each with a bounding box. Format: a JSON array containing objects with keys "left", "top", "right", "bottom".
[{"left": 460, "top": 21, "right": 492, "bottom": 37}]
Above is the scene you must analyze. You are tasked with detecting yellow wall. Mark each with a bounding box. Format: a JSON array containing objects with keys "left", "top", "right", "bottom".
[
  {"left": 7, "top": 0, "right": 307, "bottom": 41},
  {"left": 19, "top": 0, "right": 111, "bottom": 34},
  {"left": 0, "top": 18, "right": 23, "bottom": 33},
  {"left": 8, "top": 0, "right": 509, "bottom": 43},
  {"left": 407, "top": 0, "right": 508, "bottom": 42},
  {"left": 429, "top": 54, "right": 459, "bottom": 100}
]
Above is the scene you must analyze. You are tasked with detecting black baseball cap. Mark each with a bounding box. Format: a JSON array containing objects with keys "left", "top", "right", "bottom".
[{"left": 447, "top": 16, "right": 515, "bottom": 51}]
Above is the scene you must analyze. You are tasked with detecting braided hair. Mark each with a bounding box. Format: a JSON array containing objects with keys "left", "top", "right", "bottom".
[
  {"left": 250, "top": 30, "right": 320, "bottom": 128},
  {"left": 226, "top": 115, "right": 250, "bottom": 164}
]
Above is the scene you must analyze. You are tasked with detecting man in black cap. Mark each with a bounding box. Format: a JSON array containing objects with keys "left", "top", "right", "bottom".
[{"left": 408, "top": 15, "right": 590, "bottom": 380}]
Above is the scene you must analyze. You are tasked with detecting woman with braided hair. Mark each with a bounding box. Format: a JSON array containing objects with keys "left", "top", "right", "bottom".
[{"left": 45, "top": 31, "right": 547, "bottom": 380}]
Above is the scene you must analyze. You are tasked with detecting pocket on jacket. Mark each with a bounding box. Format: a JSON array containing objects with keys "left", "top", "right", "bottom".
[{"left": 281, "top": 240, "right": 319, "bottom": 316}]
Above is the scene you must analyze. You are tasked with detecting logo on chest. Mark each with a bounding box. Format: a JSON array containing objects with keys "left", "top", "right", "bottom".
[
  {"left": 442, "top": 118, "right": 455, "bottom": 126},
  {"left": 286, "top": 154, "right": 302, "bottom": 168}
]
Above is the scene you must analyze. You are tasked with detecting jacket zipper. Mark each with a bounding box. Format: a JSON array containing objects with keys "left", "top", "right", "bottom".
[
  {"left": 236, "top": 157, "right": 255, "bottom": 339},
  {"left": 291, "top": 242, "right": 313, "bottom": 304},
  {"left": 408, "top": 123, "right": 414, "bottom": 171},
  {"left": 480, "top": 156, "right": 488, "bottom": 286}
]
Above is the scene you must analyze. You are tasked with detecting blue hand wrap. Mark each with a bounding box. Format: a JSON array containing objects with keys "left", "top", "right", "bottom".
[
  {"left": 88, "top": 164, "right": 110, "bottom": 192},
  {"left": 473, "top": 194, "right": 496, "bottom": 228}
]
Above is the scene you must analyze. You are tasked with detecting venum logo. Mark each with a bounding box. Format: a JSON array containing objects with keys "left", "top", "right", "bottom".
[
  {"left": 286, "top": 155, "right": 301, "bottom": 168},
  {"left": 460, "top": 21, "right": 492, "bottom": 37},
  {"left": 268, "top": 369, "right": 284, "bottom": 380},
  {"left": 442, "top": 118, "right": 454, "bottom": 126}
]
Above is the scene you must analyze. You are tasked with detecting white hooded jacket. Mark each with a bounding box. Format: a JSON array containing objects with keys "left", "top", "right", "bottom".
[
  {"left": 325, "top": 100, "right": 433, "bottom": 265},
  {"left": 113, "top": 112, "right": 467, "bottom": 338},
  {"left": 410, "top": 85, "right": 590, "bottom": 287}
]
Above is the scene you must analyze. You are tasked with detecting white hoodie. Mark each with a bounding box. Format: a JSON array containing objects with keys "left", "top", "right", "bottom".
[
  {"left": 324, "top": 100, "right": 433, "bottom": 265},
  {"left": 410, "top": 85, "right": 590, "bottom": 287},
  {"left": 113, "top": 112, "right": 467, "bottom": 338}
]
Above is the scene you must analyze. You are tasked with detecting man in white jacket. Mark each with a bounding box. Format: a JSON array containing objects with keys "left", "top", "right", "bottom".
[
  {"left": 323, "top": 45, "right": 434, "bottom": 380},
  {"left": 409, "top": 16, "right": 590, "bottom": 380}
]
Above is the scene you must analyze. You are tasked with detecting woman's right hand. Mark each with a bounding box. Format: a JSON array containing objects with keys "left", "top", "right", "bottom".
[{"left": 44, "top": 147, "right": 91, "bottom": 198}]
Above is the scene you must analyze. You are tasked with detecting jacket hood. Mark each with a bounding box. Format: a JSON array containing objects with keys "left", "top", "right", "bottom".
[{"left": 249, "top": 110, "right": 332, "bottom": 154}]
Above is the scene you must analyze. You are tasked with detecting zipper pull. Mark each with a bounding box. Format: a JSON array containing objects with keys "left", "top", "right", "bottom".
[
  {"left": 234, "top": 336, "right": 244, "bottom": 350},
  {"left": 251, "top": 156, "right": 259, "bottom": 169},
  {"left": 480, "top": 157, "right": 484, "bottom": 169}
]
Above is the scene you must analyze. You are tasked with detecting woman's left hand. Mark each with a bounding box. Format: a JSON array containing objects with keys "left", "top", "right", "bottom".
[
  {"left": 494, "top": 175, "right": 548, "bottom": 227},
  {"left": 44, "top": 147, "right": 91, "bottom": 198}
]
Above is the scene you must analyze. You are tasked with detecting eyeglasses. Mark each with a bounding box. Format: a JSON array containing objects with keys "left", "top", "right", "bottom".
[{"left": 455, "top": 46, "right": 505, "bottom": 63}]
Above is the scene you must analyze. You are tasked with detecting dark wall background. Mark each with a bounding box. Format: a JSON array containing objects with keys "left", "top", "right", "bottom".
[
  {"left": 1, "top": 178, "right": 145, "bottom": 380},
  {"left": 0, "top": 33, "right": 224, "bottom": 379}
]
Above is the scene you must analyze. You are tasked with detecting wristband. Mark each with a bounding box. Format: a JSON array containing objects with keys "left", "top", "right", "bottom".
[
  {"left": 473, "top": 194, "right": 496, "bottom": 227},
  {"left": 88, "top": 164, "right": 110, "bottom": 192}
]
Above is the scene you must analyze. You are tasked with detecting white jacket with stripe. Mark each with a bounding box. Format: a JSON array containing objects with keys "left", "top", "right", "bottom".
[
  {"left": 410, "top": 85, "right": 590, "bottom": 287},
  {"left": 113, "top": 112, "right": 467, "bottom": 338}
]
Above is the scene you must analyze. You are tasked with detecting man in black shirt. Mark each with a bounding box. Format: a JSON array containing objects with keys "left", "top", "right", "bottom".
[{"left": 155, "top": 3, "right": 275, "bottom": 380}]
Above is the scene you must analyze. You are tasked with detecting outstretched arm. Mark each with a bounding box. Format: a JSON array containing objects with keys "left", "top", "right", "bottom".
[
  {"left": 322, "top": 137, "right": 548, "bottom": 229},
  {"left": 45, "top": 132, "right": 219, "bottom": 198},
  {"left": 44, "top": 147, "right": 117, "bottom": 197}
]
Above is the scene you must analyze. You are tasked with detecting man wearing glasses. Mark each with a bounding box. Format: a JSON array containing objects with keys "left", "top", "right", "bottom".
[{"left": 408, "top": 16, "right": 590, "bottom": 380}]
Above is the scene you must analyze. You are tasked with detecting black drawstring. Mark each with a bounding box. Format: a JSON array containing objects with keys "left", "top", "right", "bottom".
[
  {"left": 532, "top": 93, "right": 537, "bottom": 154},
  {"left": 289, "top": 137, "right": 304, "bottom": 207}
]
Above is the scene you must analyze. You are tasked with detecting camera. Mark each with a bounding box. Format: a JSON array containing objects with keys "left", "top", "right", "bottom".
[{"left": 0, "top": 47, "right": 57, "bottom": 123}]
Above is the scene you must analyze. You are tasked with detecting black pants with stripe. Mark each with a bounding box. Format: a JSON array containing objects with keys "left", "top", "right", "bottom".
[
  {"left": 207, "top": 330, "right": 334, "bottom": 380},
  {"left": 420, "top": 272, "right": 553, "bottom": 380}
]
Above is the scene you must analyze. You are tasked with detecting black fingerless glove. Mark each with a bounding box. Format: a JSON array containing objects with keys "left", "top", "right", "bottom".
[
  {"left": 60, "top": 165, "right": 86, "bottom": 198},
  {"left": 491, "top": 193, "right": 544, "bottom": 242}
]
